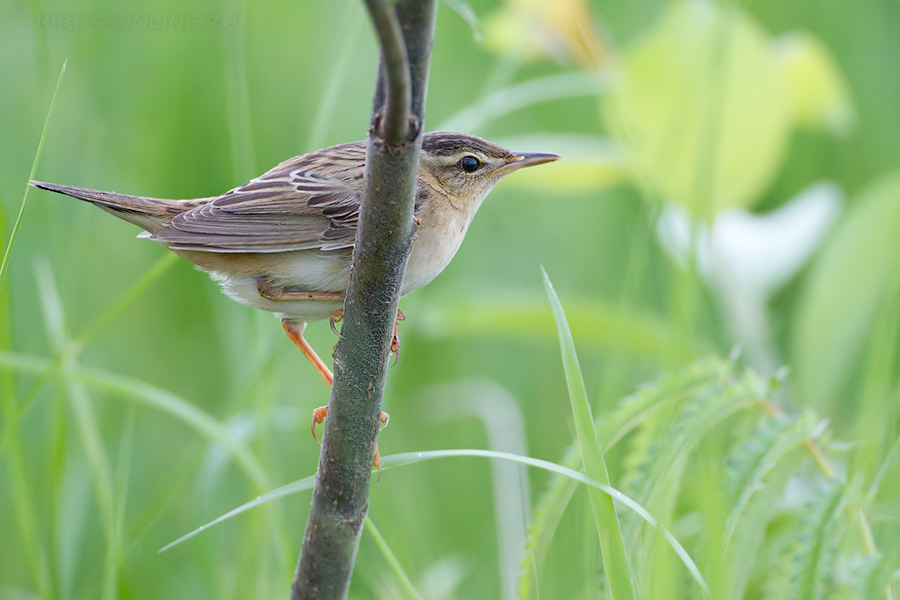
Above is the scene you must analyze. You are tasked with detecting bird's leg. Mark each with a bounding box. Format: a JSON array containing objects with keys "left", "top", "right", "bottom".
[
  {"left": 258, "top": 277, "right": 345, "bottom": 303},
  {"left": 281, "top": 319, "right": 333, "bottom": 386},
  {"left": 268, "top": 279, "right": 341, "bottom": 438},
  {"left": 281, "top": 316, "right": 390, "bottom": 470}
]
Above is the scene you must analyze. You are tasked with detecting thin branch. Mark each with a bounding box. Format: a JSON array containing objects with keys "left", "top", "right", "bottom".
[
  {"left": 364, "top": 0, "right": 412, "bottom": 145},
  {"left": 291, "top": 1, "right": 438, "bottom": 598}
]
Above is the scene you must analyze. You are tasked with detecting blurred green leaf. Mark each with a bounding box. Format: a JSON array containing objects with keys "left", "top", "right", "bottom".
[
  {"left": 606, "top": 2, "right": 790, "bottom": 215},
  {"left": 35, "top": 259, "right": 119, "bottom": 600},
  {"left": 793, "top": 172, "right": 900, "bottom": 411},
  {"left": 442, "top": 0, "right": 482, "bottom": 42},
  {"left": 481, "top": 0, "right": 607, "bottom": 68},
  {"left": 437, "top": 71, "right": 607, "bottom": 133},
  {"left": 493, "top": 134, "right": 626, "bottom": 192},
  {"left": 420, "top": 295, "right": 700, "bottom": 361},
  {"left": 773, "top": 32, "right": 855, "bottom": 136},
  {"left": 0, "top": 350, "right": 271, "bottom": 491}
]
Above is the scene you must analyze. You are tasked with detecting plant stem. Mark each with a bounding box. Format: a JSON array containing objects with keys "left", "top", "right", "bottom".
[
  {"left": 290, "top": 1, "right": 437, "bottom": 598},
  {"left": 363, "top": 0, "right": 411, "bottom": 145}
]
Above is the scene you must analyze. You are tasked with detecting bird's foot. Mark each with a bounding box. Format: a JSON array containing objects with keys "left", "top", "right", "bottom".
[
  {"left": 328, "top": 307, "right": 404, "bottom": 363},
  {"left": 310, "top": 405, "right": 329, "bottom": 444},
  {"left": 310, "top": 406, "right": 390, "bottom": 470},
  {"left": 391, "top": 310, "right": 406, "bottom": 363},
  {"left": 330, "top": 309, "right": 344, "bottom": 335}
]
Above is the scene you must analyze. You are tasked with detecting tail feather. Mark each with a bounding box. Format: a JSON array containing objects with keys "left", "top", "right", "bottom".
[{"left": 30, "top": 180, "right": 207, "bottom": 234}]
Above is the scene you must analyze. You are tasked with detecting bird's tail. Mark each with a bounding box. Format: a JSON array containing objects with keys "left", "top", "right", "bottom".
[{"left": 30, "top": 181, "right": 208, "bottom": 234}]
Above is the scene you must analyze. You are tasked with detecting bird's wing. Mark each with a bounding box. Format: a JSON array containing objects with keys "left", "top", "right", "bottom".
[{"left": 152, "top": 144, "right": 365, "bottom": 253}]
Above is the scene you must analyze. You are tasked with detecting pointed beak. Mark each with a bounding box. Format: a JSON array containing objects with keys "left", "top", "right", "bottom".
[{"left": 498, "top": 151, "right": 561, "bottom": 175}]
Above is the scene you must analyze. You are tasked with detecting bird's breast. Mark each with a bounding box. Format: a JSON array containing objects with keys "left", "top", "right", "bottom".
[{"left": 402, "top": 213, "right": 471, "bottom": 294}]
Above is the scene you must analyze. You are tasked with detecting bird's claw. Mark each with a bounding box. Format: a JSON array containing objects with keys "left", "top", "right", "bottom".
[
  {"left": 391, "top": 310, "right": 405, "bottom": 365},
  {"left": 330, "top": 309, "right": 344, "bottom": 336},
  {"left": 310, "top": 406, "right": 389, "bottom": 466},
  {"left": 310, "top": 406, "right": 328, "bottom": 444}
]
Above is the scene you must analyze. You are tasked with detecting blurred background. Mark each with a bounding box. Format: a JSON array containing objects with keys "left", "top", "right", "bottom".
[{"left": 2, "top": 0, "right": 898, "bottom": 598}]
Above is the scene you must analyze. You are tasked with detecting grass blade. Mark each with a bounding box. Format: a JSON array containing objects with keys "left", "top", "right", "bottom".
[
  {"left": 541, "top": 267, "right": 637, "bottom": 600},
  {"left": 158, "top": 473, "right": 315, "bottom": 553},
  {"left": 2, "top": 252, "right": 178, "bottom": 452},
  {"left": 365, "top": 517, "right": 423, "bottom": 600},
  {"left": 442, "top": 0, "right": 482, "bottom": 41},
  {"left": 437, "top": 71, "right": 608, "bottom": 133},
  {"left": 35, "top": 259, "right": 119, "bottom": 599},
  {"left": 0, "top": 59, "right": 66, "bottom": 292},
  {"left": 0, "top": 350, "right": 270, "bottom": 490},
  {"left": 160, "top": 448, "right": 709, "bottom": 592}
]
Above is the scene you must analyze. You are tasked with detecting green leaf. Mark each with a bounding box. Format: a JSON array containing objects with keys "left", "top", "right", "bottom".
[
  {"left": 623, "top": 370, "right": 764, "bottom": 528},
  {"left": 421, "top": 294, "right": 698, "bottom": 362},
  {"left": 519, "top": 357, "right": 732, "bottom": 600},
  {"left": 0, "top": 59, "right": 66, "bottom": 291},
  {"left": 606, "top": 2, "right": 791, "bottom": 215},
  {"left": 0, "top": 350, "right": 271, "bottom": 491},
  {"left": 793, "top": 172, "right": 900, "bottom": 411},
  {"left": 365, "top": 518, "right": 423, "bottom": 600},
  {"left": 437, "top": 71, "right": 607, "bottom": 133},
  {"left": 773, "top": 32, "right": 855, "bottom": 135},
  {"left": 723, "top": 414, "right": 824, "bottom": 550},
  {"left": 34, "top": 260, "right": 119, "bottom": 600},
  {"left": 442, "top": 0, "right": 481, "bottom": 42},
  {"left": 541, "top": 267, "right": 637, "bottom": 600},
  {"left": 791, "top": 481, "right": 847, "bottom": 600},
  {"left": 720, "top": 414, "right": 824, "bottom": 598},
  {"left": 480, "top": 0, "right": 606, "bottom": 67}
]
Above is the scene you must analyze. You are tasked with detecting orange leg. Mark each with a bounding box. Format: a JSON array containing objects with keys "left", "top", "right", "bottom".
[
  {"left": 282, "top": 319, "right": 333, "bottom": 386},
  {"left": 269, "top": 271, "right": 402, "bottom": 472},
  {"left": 282, "top": 317, "right": 390, "bottom": 471}
]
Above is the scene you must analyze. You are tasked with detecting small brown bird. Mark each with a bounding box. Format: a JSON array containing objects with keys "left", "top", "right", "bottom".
[{"left": 32, "top": 131, "right": 558, "bottom": 443}]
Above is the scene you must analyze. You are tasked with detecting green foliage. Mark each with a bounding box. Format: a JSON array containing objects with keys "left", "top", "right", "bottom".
[
  {"left": 543, "top": 268, "right": 636, "bottom": 600},
  {"left": 793, "top": 172, "right": 900, "bottom": 413},
  {"left": 2, "top": 0, "right": 899, "bottom": 598},
  {"left": 0, "top": 60, "right": 65, "bottom": 292},
  {"left": 518, "top": 354, "right": 893, "bottom": 599}
]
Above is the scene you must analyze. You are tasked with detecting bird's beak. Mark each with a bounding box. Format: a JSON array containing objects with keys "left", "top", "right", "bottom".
[{"left": 498, "top": 152, "right": 561, "bottom": 175}]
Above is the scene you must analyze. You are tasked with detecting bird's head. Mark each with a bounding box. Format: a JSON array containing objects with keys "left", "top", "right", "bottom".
[{"left": 419, "top": 132, "right": 559, "bottom": 210}]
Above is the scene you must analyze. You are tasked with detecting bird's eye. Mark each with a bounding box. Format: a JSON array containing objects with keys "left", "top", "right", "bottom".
[{"left": 459, "top": 155, "right": 481, "bottom": 173}]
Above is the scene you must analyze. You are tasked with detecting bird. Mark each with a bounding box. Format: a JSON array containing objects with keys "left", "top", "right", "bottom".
[{"left": 31, "top": 131, "right": 559, "bottom": 452}]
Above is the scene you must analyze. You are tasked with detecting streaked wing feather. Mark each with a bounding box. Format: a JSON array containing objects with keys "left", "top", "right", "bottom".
[{"left": 152, "top": 142, "right": 366, "bottom": 253}]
